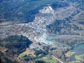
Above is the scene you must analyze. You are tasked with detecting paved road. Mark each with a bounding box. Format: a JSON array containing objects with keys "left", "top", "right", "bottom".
[{"left": 53, "top": 55, "right": 64, "bottom": 63}]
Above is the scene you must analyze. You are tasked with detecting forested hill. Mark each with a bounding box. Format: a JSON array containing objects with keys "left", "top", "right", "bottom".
[{"left": 0, "top": 35, "right": 32, "bottom": 63}]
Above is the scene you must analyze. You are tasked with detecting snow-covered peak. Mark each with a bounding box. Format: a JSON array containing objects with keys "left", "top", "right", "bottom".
[{"left": 39, "top": 6, "right": 55, "bottom": 14}]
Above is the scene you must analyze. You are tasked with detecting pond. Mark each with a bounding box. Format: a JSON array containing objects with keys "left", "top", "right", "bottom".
[{"left": 69, "top": 44, "right": 84, "bottom": 60}]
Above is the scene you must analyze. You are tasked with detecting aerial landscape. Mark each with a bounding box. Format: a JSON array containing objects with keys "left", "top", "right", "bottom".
[{"left": 0, "top": 0, "right": 84, "bottom": 63}]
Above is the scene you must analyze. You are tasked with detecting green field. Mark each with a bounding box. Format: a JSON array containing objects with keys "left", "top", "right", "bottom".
[{"left": 34, "top": 55, "right": 57, "bottom": 63}]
